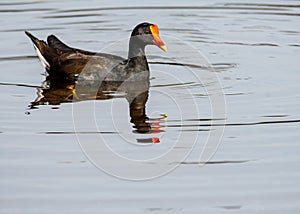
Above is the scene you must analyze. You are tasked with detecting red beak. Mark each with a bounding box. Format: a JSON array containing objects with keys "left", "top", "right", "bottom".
[{"left": 150, "top": 24, "right": 167, "bottom": 52}]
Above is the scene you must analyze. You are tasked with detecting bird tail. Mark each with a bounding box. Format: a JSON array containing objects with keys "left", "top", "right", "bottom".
[
  {"left": 25, "top": 31, "right": 51, "bottom": 69},
  {"left": 25, "top": 31, "right": 40, "bottom": 47}
]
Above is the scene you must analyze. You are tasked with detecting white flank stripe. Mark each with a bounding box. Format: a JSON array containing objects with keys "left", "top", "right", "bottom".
[{"left": 34, "top": 44, "right": 50, "bottom": 69}]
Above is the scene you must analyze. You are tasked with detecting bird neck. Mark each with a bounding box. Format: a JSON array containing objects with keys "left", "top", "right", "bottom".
[
  {"left": 126, "top": 37, "right": 150, "bottom": 80},
  {"left": 128, "top": 37, "right": 146, "bottom": 59}
]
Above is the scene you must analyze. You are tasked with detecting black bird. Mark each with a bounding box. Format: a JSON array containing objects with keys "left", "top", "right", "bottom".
[{"left": 25, "top": 22, "right": 166, "bottom": 80}]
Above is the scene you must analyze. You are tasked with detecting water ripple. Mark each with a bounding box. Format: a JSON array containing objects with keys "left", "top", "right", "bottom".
[
  {"left": 191, "top": 39, "right": 279, "bottom": 47},
  {"left": 0, "top": 8, "right": 53, "bottom": 13},
  {"left": 0, "top": 1, "right": 45, "bottom": 6},
  {"left": 164, "top": 118, "right": 300, "bottom": 129},
  {"left": 54, "top": 6, "right": 288, "bottom": 14},
  {"left": 0, "top": 55, "right": 37, "bottom": 62},
  {"left": 179, "top": 160, "right": 251, "bottom": 165}
]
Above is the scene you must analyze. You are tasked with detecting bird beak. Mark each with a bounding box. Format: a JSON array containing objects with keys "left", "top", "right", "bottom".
[
  {"left": 158, "top": 44, "right": 167, "bottom": 52},
  {"left": 150, "top": 25, "right": 167, "bottom": 52}
]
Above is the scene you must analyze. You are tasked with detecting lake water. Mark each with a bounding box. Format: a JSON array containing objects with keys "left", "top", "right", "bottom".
[{"left": 1, "top": 0, "right": 300, "bottom": 213}]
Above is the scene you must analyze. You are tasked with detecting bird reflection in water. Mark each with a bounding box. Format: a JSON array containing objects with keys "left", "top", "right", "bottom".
[{"left": 29, "top": 75, "right": 165, "bottom": 143}]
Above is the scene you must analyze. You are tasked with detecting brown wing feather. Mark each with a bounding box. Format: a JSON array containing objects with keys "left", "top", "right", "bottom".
[
  {"left": 47, "top": 35, "right": 74, "bottom": 53},
  {"left": 26, "top": 31, "right": 126, "bottom": 78}
]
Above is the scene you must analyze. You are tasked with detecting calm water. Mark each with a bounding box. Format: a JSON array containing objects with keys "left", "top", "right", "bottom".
[{"left": 1, "top": 0, "right": 300, "bottom": 213}]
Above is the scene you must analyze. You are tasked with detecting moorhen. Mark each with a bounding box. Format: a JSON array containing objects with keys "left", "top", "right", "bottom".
[{"left": 25, "top": 22, "right": 166, "bottom": 80}]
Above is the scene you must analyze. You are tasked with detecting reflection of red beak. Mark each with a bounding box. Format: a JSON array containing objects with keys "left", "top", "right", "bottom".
[
  {"left": 152, "top": 137, "right": 160, "bottom": 143},
  {"left": 151, "top": 120, "right": 165, "bottom": 134},
  {"left": 150, "top": 24, "right": 167, "bottom": 52},
  {"left": 150, "top": 118, "right": 165, "bottom": 144}
]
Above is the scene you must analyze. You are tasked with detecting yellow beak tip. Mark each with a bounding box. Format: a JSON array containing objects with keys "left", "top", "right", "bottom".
[{"left": 160, "top": 45, "right": 167, "bottom": 52}]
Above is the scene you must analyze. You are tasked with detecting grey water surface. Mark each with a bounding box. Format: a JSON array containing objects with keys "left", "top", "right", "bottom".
[{"left": 1, "top": 0, "right": 300, "bottom": 213}]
